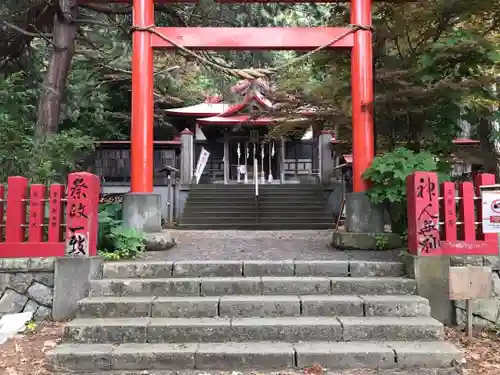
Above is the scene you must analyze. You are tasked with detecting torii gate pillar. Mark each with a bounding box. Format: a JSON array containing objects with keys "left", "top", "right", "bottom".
[
  {"left": 131, "top": 0, "right": 154, "bottom": 193},
  {"left": 351, "top": 0, "right": 374, "bottom": 193},
  {"left": 124, "top": 0, "right": 162, "bottom": 233}
]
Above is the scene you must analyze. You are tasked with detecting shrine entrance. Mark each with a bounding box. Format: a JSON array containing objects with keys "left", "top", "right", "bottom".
[
  {"left": 129, "top": 0, "right": 374, "bottom": 194},
  {"left": 228, "top": 140, "right": 280, "bottom": 184}
]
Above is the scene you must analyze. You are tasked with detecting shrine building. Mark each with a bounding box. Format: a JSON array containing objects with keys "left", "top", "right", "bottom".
[{"left": 165, "top": 79, "right": 338, "bottom": 185}]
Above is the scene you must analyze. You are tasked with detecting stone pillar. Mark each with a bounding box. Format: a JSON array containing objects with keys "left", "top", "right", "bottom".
[
  {"left": 53, "top": 257, "right": 103, "bottom": 320},
  {"left": 405, "top": 255, "right": 454, "bottom": 325},
  {"left": 319, "top": 130, "right": 334, "bottom": 184},
  {"left": 223, "top": 138, "right": 230, "bottom": 184},
  {"left": 123, "top": 192, "right": 162, "bottom": 232},
  {"left": 180, "top": 128, "right": 194, "bottom": 186},
  {"left": 345, "top": 192, "right": 385, "bottom": 233}
]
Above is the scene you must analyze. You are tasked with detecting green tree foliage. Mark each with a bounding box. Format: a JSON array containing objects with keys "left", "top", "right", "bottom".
[
  {"left": 0, "top": 72, "right": 94, "bottom": 184},
  {"left": 275, "top": 0, "right": 499, "bottom": 163}
]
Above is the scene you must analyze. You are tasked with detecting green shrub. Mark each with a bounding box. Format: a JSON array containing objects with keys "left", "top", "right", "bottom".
[
  {"left": 362, "top": 147, "right": 442, "bottom": 234},
  {"left": 97, "top": 203, "right": 145, "bottom": 260}
]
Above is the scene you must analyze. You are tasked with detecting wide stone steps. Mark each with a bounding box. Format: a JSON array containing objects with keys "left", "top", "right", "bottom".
[
  {"left": 181, "top": 210, "right": 331, "bottom": 217},
  {"left": 180, "top": 217, "right": 334, "bottom": 224},
  {"left": 187, "top": 194, "right": 324, "bottom": 204},
  {"left": 185, "top": 201, "right": 328, "bottom": 207},
  {"left": 47, "top": 341, "right": 460, "bottom": 372},
  {"left": 77, "top": 295, "right": 431, "bottom": 318},
  {"left": 62, "top": 316, "right": 444, "bottom": 344},
  {"left": 46, "top": 259, "right": 461, "bottom": 372},
  {"left": 89, "top": 277, "right": 417, "bottom": 297},
  {"left": 191, "top": 184, "right": 323, "bottom": 191},
  {"left": 184, "top": 205, "right": 330, "bottom": 210},
  {"left": 186, "top": 197, "right": 327, "bottom": 203},
  {"left": 177, "top": 223, "right": 336, "bottom": 229},
  {"left": 187, "top": 190, "right": 326, "bottom": 195},
  {"left": 102, "top": 260, "right": 405, "bottom": 278},
  {"left": 181, "top": 184, "right": 332, "bottom": 229}
]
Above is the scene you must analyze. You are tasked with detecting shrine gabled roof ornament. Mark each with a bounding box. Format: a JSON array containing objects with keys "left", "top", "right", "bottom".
[
  {"left": 196, "top": 85, "right": 278, "bottom": 126},
  {"left": 164, "top": 79, "right": 269, "bottom": 118},
  {"left": 164, "top": 101, "right": 230, "bottom": 117},
  {"left": 166, "top": 77, "right": 314, "bottom": 128}
]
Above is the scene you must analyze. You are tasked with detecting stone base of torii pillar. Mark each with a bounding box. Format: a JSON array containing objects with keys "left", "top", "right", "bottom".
[
  {"left": 331, "top": 192, "right": 402, "bottom": 250},
  {"left": 122, "top": 193, "right": 162, "bottom": 233}
]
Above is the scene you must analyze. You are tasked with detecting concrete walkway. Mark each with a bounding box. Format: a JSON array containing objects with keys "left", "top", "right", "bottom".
[{"left": 143, "top": 230, "right": 401, "bottom": 262}]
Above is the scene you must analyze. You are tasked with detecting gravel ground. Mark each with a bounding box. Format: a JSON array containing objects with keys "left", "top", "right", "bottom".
[{"left": 143, "top": 230, "right": 402, "bottom": 262}]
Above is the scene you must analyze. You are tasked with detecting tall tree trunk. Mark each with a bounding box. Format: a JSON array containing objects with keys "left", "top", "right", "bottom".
[
  {"left": 36, "top": 0, "right": 78, "bottom": 138},
  {"left": 478, "top": 117, "right": 500, "bottom": 177}
]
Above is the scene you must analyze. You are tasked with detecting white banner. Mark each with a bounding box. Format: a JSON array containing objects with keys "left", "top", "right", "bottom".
[
  {"left": 481, "top": 189, "right": 500, "bottom": 233},
  {"left": 194, "top": 147, "right": 210, "bottom": 184}
]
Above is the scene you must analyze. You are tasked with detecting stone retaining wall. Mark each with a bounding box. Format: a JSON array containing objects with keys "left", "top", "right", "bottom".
[
  {"left": 0, "top": 258, "right": 55, "bottom": 320},
  {"left": 451, "top": 256, "right": 500, "bottom": 327}
]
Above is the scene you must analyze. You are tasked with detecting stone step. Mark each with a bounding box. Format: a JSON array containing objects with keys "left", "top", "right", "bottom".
[
  {"left": 90, "top": 277, "right": 415, "bottom": 297},
  {"left": 180, "top": 217, "right": 259, "bottom": 224},
  {"left": 77, "top": 295, "right": 430, "bottom": 319},
  {"left": 62, "top": 316, "right": 443, "bottom": 344},
  {"left": 186, "top": 197, "right": 326, "bottom": 202},
  {"left": 184, "top": 201, "right": 328, "bottom": 208},
  {"left": 180, "top": 211, "right": 255, "bottom": 217},
  {"left": 181, "top": 212, "right": 332, "bottom": 218},
  {"left": 188, "top": 190, "right": 325, "bottom": 196},
  {"left": 187, "top": 196, "right": 326, "bottom": 201},
  {"left": 176, "top": 223, "right": 335, "bottom": 230},
  {"left": 46, "top": 341, "right": 460, "bottom": 372},
  {"left": 102, "top": 260, "right": 405, "bottom": 278},
  {"left": 187, "top": 193, "right": 325, "bottom": 197},
  {"left": 192, "top": 184, "right": 321, "bottom": 190},
  {"left": 180, "top": 217, "right": 333, "bottom": 224},
  {"left": 184, "top": 206, "right": 331, "bottom": 213},
  {"left": 185, "top": 201, "right": 328, "bottom": 207},
  {"left": 185, "top": 199, "right": 255, "bottom": 204},
  {"left": 181, "top": 210, "right": 330, "bottom": 217}
]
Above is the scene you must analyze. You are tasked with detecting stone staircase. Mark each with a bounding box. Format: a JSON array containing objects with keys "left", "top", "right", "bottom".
[
  {"left": 179, "top": 184, "right": 334, "bottom": 229},
  {"left": 47, "top": 259, "right": 460, "bottom": 372}
]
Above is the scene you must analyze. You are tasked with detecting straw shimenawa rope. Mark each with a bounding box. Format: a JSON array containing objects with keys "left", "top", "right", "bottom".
[{"left": 130, "top": 24, "right": 373, "bottom": 80}]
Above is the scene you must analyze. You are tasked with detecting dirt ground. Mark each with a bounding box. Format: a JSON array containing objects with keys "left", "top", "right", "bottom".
[
  {"left": 0, "top": 321, "right": 62, "bottom": 375},
  {"left": 0, "top": 323, "right": 499, "bottom": 375},
  {"left": 444, "top": 326, "right": 500, "bottom": 375}
]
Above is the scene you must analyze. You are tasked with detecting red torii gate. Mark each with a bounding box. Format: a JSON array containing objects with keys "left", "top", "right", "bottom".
[{"left": 97, "top": 0, "right": 375, "bottom": 193}]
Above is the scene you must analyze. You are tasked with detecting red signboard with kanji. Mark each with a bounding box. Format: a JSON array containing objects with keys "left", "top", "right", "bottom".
[{"left": 65, "top": 172, "right": 100, "bottom": 256}]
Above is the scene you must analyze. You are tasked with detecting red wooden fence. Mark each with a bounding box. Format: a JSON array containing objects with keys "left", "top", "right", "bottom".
[
  {"left": 407, "top": 171, "right": 499, "bottom": 256},
  {"left": 0, "top": 172, "right": 100, "bottom": 258}
]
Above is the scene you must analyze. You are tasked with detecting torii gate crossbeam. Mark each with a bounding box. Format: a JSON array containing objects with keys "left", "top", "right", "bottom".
[{"left": 129, "top": 0, "right": 374, "bottom": 193}]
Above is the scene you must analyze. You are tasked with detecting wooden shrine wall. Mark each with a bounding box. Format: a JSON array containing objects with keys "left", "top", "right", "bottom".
[{"left": 87, "top": 145, "right": 179, "bottom": 185}]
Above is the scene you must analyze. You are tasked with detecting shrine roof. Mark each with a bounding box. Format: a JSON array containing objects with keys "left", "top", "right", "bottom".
[
  {"left": 197, "top": 115, "right": 276, "bottom": 126},
  {"left": 166, "top": 77, "right": 321, "bottom": 125},
  {"left": 165, "top": 102, "right": 231, "bottom": 117}
]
